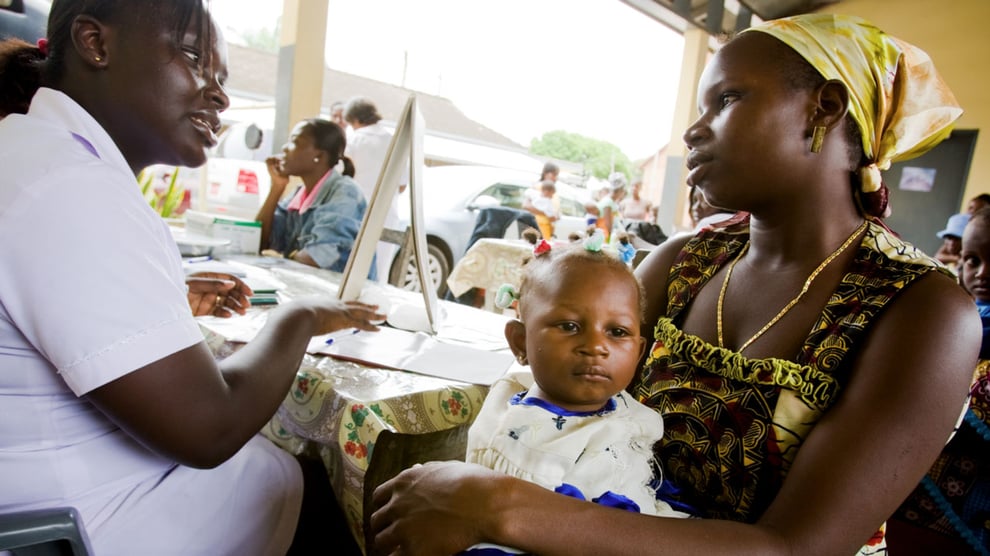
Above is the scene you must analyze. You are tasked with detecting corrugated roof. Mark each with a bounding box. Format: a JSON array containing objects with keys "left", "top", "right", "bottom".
[
  {"left": 619, "top": 0, "right": 841, "bottom": 37},
  {"left": 224, "top": 44, "right": 523, "bottom": 150}
]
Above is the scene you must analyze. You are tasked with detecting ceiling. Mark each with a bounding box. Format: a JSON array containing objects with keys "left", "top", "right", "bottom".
[{"left": 618, "top": 0, "right": 841, "bottom": 37}]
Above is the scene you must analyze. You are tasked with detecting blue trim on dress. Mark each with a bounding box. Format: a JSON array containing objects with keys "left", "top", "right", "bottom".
[{"left": 509, "top": 391, "right": 617, "bottom": 417}]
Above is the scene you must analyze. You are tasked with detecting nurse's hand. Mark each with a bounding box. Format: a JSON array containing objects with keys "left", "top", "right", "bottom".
[{"left": 187, "top": 272, "right": 253, "bottom": 317}]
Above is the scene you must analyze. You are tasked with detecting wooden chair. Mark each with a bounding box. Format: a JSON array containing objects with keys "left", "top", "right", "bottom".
[{"left": 362, "top": 424, "right": 472, "bottom": 555}]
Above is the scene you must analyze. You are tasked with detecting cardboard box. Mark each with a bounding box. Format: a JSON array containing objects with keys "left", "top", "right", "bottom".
[{"left": 184, "top": 210, "right": 262, "bottom": 255}]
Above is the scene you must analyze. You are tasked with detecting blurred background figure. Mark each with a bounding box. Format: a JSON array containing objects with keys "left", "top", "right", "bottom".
[
  {"left": 689, "top": 184, "right": 734, "bottom": 231},
  {"left": 934, "top": 212, "right": 971, "bottom": 273},
  {"left": 583, "top": 201, "right": 600, "bottom": 229},
  {"left": 344, "top": 96, "right": 408, "bottom": 282},
  {"left": 523, "top": 180, "right": 559, "bottom": 239},
  {"left": 596, "top": 172, "right": 627, "bottom": 242},
  {"left": 329, "top": 100, "right": 351, "bottom": 141},
  {"left": 967, "top": 193, "right": 990, "bottom": 215},
  {"left": 620, "top": 179, "right": 653, "bottom": 222},
  {"left": 537, "top": 161, "right": 559, "bottom": 186},
  {"left": 620, "top": 178, "right": 666, "bottom": 248},
  {"left": 330, "top": 101, "right": 346, "bottom": 129}
]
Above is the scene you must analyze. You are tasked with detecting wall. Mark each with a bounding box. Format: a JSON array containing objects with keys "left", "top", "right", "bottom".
[{"left": 819, "top": 0, "right": 990, "bottom": 207}]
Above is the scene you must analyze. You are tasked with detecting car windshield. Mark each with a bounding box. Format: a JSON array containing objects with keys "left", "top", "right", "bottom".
[
  {"left": 475, "top": 183, "right": 527, "bottom": 209},
  {"left": 395, "top": 165, "right": 592, "bottom": 221}
]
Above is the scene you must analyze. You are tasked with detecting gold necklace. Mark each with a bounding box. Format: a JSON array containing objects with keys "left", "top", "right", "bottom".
[{"left": 716, "top": 220, "right": 868, "bottom": 353}]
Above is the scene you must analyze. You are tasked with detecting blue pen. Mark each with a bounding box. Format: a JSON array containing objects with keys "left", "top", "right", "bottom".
[
  {"left": 184, "top": 255, "right": 212, "bottom": 263},
  {"left": 325, "top": 328, "right": 360, "bottom": 346}
]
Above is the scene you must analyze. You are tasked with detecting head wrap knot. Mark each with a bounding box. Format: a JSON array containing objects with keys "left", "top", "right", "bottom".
[{"left": 746, "top": 14, "right": 962, "bottom": 215}]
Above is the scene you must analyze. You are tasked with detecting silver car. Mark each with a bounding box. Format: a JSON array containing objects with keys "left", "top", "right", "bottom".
[{"left": 389, "top": 165, "right": 592, "bottom": 295}]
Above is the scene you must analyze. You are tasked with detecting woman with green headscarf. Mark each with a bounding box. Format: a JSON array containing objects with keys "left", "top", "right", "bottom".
[{"left": 369, "top": 14, "right": 979, "bottom": 556}]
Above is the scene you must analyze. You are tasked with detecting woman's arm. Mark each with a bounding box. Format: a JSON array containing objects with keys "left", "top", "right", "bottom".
[
  {"left": 256, "top": 156, "right": 290, "bottom": 250},
  {"left": 522, "top": 194, "right": 548, "bottom": 218},
  {"left": 754, "top": 272, "right": 978, "bottom": 554},
  {"left": 296, "top": 181, "right": 366, "bottom": 269},
  {"left": 635, "top": 236, "right": 691, "bottom": 329},
  {"left": 87, "top": 298, "right": 384, "bottom": 468},
  {"left": 290, "top": 249, "right": 319, "bottom": 268},
  {"left": 372, "top": 254, "right": 980, "bottom": 555}
]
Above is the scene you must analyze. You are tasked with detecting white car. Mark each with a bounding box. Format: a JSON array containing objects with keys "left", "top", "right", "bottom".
[{"left": 389, "top": 165, "right": 593, "bottom": 295}]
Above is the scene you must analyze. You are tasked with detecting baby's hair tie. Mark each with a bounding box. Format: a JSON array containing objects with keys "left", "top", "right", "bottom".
[
  {"left": 583, "top": 229, "right": 606, "bottom": 252},
  {"left": 494, "top": 284, "right": 519, "bottom": 310},
  {"left": 36, "top": 38, "right": 48, "bottom": 57},
  {"left": 533, "top": 239, "right": 552, "bottom": 256}
]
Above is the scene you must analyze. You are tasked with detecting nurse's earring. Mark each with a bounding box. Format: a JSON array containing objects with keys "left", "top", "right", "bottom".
[
  {"left": 810, "top": 125, "right": 826, "bottom": 153},
  {"left": 516, "top": 353, "right": 527, "bottom": 365},
  {"left": 313, "top": 156, "right": 320, "bottom": 163}
]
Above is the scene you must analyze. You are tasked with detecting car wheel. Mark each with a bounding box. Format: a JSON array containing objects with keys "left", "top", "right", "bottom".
[{"left": 388, "top": 241, "right": 451, "bottom": 297}]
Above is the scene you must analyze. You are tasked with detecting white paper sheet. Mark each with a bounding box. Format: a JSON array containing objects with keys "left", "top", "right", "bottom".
[{"left": 309, "top": 326, "right": 513, "bottom": 386}]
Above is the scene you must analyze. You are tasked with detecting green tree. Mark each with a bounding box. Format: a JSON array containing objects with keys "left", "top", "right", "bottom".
[
  {"left": 240, "top": 20, "right": 279, "bottom": 54},
  {"left": 530, "top": 130, "right": 633, "bottom": 181}
]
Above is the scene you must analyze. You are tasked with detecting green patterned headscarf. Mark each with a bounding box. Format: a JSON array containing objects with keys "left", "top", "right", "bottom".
[{"left": 746, "top": 14, "right": 962, "bottom": 196}]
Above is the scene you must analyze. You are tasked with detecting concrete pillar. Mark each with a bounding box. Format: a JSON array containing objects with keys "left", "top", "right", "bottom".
[
  {"left": 657, "top": 27, "right": 709, "bottom": 234},
  {"left": 272, "top": 0, "right": 329, "bottom": 153}
]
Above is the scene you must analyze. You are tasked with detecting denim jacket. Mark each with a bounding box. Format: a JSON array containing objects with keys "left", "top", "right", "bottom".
[{"left": 271, "top": 170, "right": 377, "bottom": 280}]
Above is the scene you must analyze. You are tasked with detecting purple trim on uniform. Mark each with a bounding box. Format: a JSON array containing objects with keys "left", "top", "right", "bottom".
[{"left": 71, "top": 132, "right": 99, "bottom": 159}]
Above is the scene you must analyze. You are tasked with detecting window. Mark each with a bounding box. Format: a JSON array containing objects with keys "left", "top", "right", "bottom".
[{"left": 477, "top": 183, "right": 525, "bottom": 209}]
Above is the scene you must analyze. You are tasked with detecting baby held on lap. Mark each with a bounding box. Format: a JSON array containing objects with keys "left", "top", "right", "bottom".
[{"left": 460, "top": 238, "right": 689, "bottom": 555}]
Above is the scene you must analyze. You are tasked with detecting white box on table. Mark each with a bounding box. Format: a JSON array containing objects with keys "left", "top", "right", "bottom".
[{"left": 184, "top": 210, "right": 261, "bottom": 255}]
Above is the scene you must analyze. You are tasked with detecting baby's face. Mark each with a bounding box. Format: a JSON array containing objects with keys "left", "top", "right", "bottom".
[
  {"left": 519, "top": 262, "right": 645, "bottom": 412},
  {"left": 961, "top": 220, "right": 990, "bottom": 303}
]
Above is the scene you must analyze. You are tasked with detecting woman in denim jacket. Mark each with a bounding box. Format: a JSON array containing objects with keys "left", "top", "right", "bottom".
[{"left": 258, "top": 118, "right": 375, "bottom": 279}]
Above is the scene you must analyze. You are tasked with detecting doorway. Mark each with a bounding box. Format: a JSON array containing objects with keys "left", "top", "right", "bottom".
[{"left": 882, "top": 130, "right": 978, "bottom": 257}]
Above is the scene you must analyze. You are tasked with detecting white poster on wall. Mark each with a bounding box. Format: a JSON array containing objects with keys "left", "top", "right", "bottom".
[{"left": 898, "top": 166, "right": 937, "bottom": 192}]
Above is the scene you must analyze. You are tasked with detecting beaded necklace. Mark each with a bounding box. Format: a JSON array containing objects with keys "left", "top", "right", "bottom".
[{"left": 717, "top": 220, "right": 868, "bottom": 353}]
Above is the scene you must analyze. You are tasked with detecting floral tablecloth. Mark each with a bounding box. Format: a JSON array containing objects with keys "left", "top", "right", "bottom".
[
  {"left": 201, "top": 255, "right": 501, "bottom": 552},
  {"left": 445, "top": 238, "right": 533, "bottom": 312},
  {"left": 261, "top": 355, "right": 488, "bottom": 550}
]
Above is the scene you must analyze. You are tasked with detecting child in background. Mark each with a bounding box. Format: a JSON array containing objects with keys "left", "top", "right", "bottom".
[
  {"left": 462, "top": 240, "right": 688, "bottom": 554},
  {"left": 965, "top": 209, "right": 990, "bottom": 355},
  {"left": 524, "top": 180, "right": 559, "bottom": 240},
  {"left": 615, "top": 232, "right": 636, "bottom": 266},
  {"left": 889, "top": 207, "right": 990, "bottom": 554},
  {"left": 583, "top": 202, "right": 600, "bottom": 229},
  {"left": 934, "top": 212, "right": 971, "bottom": 273}
]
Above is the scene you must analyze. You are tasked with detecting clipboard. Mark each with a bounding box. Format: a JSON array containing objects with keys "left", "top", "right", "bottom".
[{"left": 337, "top": 94, "right": 440, "bottom": 333}]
